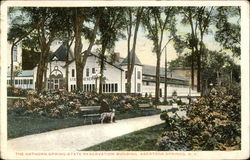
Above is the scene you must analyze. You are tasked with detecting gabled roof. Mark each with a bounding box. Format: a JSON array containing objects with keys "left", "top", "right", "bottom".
[
  {"left": 142, "top": 65, "right": 188, "bottom": 81},
  {"left": 89, "top": 52, "right": 124, "bottom": 71},
  {"left": 49, "top": 45, "right": 73, "bottom": 61},
  {"left": 7, "top": 70, "right": 33, "bottom": 77},
  {"left": 120, "top": 54, "right": 143, "bottom": 66}
]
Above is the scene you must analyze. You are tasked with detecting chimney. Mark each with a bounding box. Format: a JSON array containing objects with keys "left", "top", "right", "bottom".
[{"left": 114, "top": 52, "right": 120, "bottom": 62}]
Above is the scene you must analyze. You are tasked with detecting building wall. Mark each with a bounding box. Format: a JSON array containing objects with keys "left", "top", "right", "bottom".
[
  {"left": 7, "top": 42, "right": 22, "bottom": 72},
  {"left": 67, "top": 56, "right": 124, "bottom": 93},
  {"left": 173, "top": 69, "right": 198, "bottom": 87},
  {"left": 142, "top": 82, "right": 200, "bottom": 97},
  {"left": 121, "top": 65, "right": 143, "bottom": 94},
  {"left": 7, "top": 76, "right": 34, "bottom": 89}
]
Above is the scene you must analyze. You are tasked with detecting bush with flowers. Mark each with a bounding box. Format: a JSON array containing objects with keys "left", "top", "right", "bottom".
[
  {"left": 157, "top": 83, "right": 241, "bottom": 151},
  {"left": 7, "top": 87, "right": 30, "bottom": 97},
  {"left": 8, "top": 89, "right": 159, "bottom": 119}
]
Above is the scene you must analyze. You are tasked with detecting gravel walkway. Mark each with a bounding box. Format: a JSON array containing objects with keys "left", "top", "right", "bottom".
[{"left": 8, "top": 114, "right": 163, "bottom": 151}]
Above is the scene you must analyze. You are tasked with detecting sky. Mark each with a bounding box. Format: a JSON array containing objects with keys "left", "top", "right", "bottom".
[
  {"left": 8, "top": 7, "right": 240, "bottom": 67},
  {"left": 113, "top": 17, "right": 230, "bottom": 68}
]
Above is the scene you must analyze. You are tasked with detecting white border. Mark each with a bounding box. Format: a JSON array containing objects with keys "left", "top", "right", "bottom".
[{"left": 1, "top": 1, "right": 249, "bottom": 160}]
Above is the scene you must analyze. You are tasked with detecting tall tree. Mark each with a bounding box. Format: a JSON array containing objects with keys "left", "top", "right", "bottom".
[
  {"left": 196, "top": 7, "right": 214, "bottom": 93},
  {"left": 7, "top": 7, "right": 39, "bottom": 87},
  {"left": 72, "top": 8, "right": 102, "bottom": 91},
  {"left": 179, "top": 7, "right": 199, "bottom": 90},
  {"left": 57, "top": 8, "right": 74, "bottom": 91},
  {"left": 21, "top": 8, "right": 67, "bottom": 92},
  {"left": 179, "top": 7, "right": 214, "bottom": 93},
  {"left": 97, "top": 7, "right": 126, "bottom": 94},
  {"left": 126, "top": 7, "right": 144, "bottom": 94},
  {"left": 215, "top": 6, "right": 241, "bottom": 57},
  {"left": 142, "top": 7, "right": 176, "bottom": 104}
]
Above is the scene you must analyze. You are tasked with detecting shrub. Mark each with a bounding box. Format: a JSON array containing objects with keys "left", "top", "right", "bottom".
[
  {"left": 8, "top": 90, "right": 156, "bottom": 118},
  {"left": 7, "top": 87, "right": 29, "bottom": 97},
  {"left": 157, "top": 83, "right": 241, "bottom": 151}
]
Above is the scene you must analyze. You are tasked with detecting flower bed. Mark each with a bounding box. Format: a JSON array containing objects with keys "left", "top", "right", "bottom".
[
  {"left": 157, "top": 84, "right": 241, "bottom": 151},
  {"left": 8, "top": 90, "right": 157, "bottom": 119}
]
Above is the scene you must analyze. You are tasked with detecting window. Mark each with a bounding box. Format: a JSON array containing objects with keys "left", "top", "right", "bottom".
[
  {"left": 103, "top": 84, "right": 105, "bottom": 92},
  {"left": 115, "top": 83, "right": 118, "bottom": 92},
  {"left": 137, "top": 83, "right": 141, "bottom": 92},
  {"left": 86, "top": 84, "right": 89, "bottom": 91},
  {"left": 106, "top": 84, "right": 108, "bottom": 92},
  {"left": 111, "top": 84, "right": 114, "bottom": 93},
  {"left": 30, "top": 79, "right": 33, "bottom": 84},
  {"left": 13, "top": 45, "right": 17, "bottom": 62},
  {"left": 86, "top": 68, "right": 89, "bottom": 77},
  {"left": 84, "top": 84, "right": 86, "bottom": 91},
  {"left": 72, "top": 69, "right": 75, "bottom": 77},
  {"left": 92, "top": 68, "right": 95, "bottom": 74},
  {"left": 15, "top": 80, "right": 18, "bottom": 84},
  {"left": 137, "top": 71, "right": 141, "bottom": 79}
]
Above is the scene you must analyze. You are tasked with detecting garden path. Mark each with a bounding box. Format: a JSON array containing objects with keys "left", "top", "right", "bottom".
[{"left": 8, "top": 114, "right": 164, "bottom": 151}]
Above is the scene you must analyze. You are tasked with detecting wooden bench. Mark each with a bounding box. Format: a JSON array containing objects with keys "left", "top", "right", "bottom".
[
  {"left": 80, "top": 106, "right": 101, "bottom": 124},
  {"left": 138, "top": 103, "right": 156, "bottom": 116},
  {"left": 138, "top": 103, "right": 151, "bottom": 108}
]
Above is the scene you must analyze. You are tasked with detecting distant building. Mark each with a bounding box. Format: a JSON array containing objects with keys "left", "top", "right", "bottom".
[
  {"left": 171, "top": 67, "right": 198, "bottom": 88},
  {"left": 7, "top": 42, "right": 22, "bottom": 72},
  {"left": 7, "top": 41, "right": 200, "bottom": 97}
]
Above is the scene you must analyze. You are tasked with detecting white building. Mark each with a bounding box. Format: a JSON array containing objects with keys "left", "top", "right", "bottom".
[{"left": 7, "top": 41, "right": 200, "bottom": 97}]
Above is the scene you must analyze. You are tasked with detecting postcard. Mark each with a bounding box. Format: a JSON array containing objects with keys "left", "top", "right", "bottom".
[{"left": 0, "top": 0, "right": 249, "bottom": 159}]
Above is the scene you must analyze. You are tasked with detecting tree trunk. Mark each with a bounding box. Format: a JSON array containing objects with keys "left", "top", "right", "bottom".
[
  {"left": 126, "top": 9, "right": 132, "bottom": 94},
  {"left": 191, "top": 47, "right": 195, "bottom": 90},
  {"left": 99, "top": 43, "right": 107, "bottom": 94},
  {"left": 65, "top": 53, "right": 69, "bottom": 91},
  {"left": 74, "top": 8, "right": 84, "bottom": 91},
  {"left": 36, "top": 59, "right": 45, "bottom": 92},
  {"left": 155, "top": 54, "right": 161, "bottom": 104},
  {"left": 81, "top": 8, "right": 101, "bottom": 82},
  {"left": 10, "top": 44, "right": 14, "bottom": 87},
  {"left": 197, "top": 51, "right": 201, "bottom": 92},
  {"left": 127, "top": 7, "right": 143, "bottom": 94},
  {"left": 43, "top": 62, "right": 48, "bottom": 90}
]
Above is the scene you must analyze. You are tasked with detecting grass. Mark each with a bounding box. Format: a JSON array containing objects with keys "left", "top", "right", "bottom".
[
  {"left": 7, "top": 114, "right": 88, "bottom": 139},
  {"left": 7, "top": 109, "right": 161, "bottom": 139},
  {"left": 83, "top": 123, "right": 165, "bottom": 151}
]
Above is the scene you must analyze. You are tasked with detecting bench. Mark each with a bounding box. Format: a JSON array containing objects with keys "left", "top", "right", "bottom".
[
  {"left": 138, "top": 103, "right": 157, "bottom": 116},
  {"left": 80, "top": 106, "right": 101, "bottom": 124},
  {"left": 138, "top": 103, "right": 151, "bottom": 108}
]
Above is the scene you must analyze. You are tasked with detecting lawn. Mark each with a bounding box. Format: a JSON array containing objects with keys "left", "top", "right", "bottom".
[
  {"left": 7, "top": 114, "right": 87, "bottom": 139},
  {"left": 8, "top": 109, "right": 161, "bottom": 139},
  {"left": 83, "top": 123, "right": 165, "bottom": 151}
]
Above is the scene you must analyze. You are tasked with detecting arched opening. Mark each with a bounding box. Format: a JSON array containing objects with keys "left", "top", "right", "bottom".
[{"left": 48, "top": 66, "right": 65, "bottom": 90}]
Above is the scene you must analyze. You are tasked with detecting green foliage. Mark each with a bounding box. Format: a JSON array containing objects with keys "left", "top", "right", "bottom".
[
  {"left": 157, "top": 84, "right": 241, "bottom": 151},
  {"left": 8, "top": 90, "right": 157, "bottom": 118},
  {"left": 215, "top": 7, "right": 240, "bottom": 57},
  {"left": 7, "top": 87, "right": 29, "bottom": 97}
]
